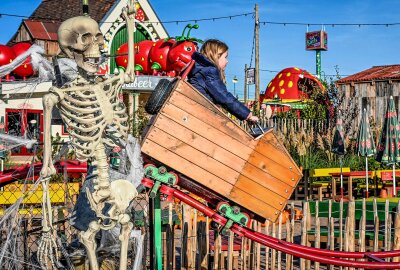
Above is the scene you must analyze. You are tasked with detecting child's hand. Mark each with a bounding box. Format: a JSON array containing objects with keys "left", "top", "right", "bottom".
[{"left": 246, "top": 113, "right": 259, "bottom": 123}]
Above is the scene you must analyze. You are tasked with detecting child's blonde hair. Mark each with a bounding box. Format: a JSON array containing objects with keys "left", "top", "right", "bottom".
[{"left": 200, "top": 39, "right": 228, "bottom": 83}]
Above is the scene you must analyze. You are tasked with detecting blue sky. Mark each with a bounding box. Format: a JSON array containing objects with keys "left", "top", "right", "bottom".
[{"left": 1, "top": 0, "right": 399, "bottom": 99}]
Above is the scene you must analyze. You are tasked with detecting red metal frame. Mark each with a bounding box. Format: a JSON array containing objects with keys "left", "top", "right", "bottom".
[
  {"left": 0, "top": 160, "right": 87, "bottom": 186},
  {"left": 142, "top": 177, "right": 400, "bottom": 269}
]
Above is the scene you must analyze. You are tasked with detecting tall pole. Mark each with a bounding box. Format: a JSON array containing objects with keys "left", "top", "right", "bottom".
[
  {"left": 255, "top": 4, "right": 260, "bottom": 112},
  {"left": 244, "top": 64, "right": 248, "bottom": 104},
  {"left": 316, "top": 50, "right": 321, "bottom": 78}
]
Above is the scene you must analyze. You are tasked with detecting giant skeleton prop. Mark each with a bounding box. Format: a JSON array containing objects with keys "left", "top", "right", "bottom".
[{"left": 38, "top": 1, "right": 138, "bottom": 269}]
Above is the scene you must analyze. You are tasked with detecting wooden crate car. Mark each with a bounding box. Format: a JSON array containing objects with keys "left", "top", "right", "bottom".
[{"left": 141, "top": 79, "right": 302, "bottom": 222}]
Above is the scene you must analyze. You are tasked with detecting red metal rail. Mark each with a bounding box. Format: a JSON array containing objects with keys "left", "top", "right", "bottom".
[
  {"left": 0, "top": 161, "right": 87, "bottom": 186},
  {"left": 142, "top": 177, "right": 400, "bottom": 269}
]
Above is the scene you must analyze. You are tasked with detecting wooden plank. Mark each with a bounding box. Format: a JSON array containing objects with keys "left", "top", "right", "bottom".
[
  {"left": 264, "top": 221, "right": 270, "bottom": 270},
  {"left": 271, "top": 222, "right": 276, "bottom": 270},
  {"left": 256, "top": 133, "right": 302, "bottom": 176},
  {"left": 234, "top": 175, "right": 287, "bottom": 212},
  {"left": 240, "top": 161, "right": 295, "bottom": 199},
  {"left": 300, "top": 202, "right": 308, "bottom": 270},
  {"left": 142, "top": 140, "right": 232, "bottom": 198},
  {"left": 329, "top": 218, "right": 335, "bottom": 270},
  {"left": 230, "top": 187, "right": 280, "bottom": 221},
  {"left": 174, "top": 81, "right": 226, "bottom": 116},
  {"left": 348, "top": 201, "right": 355, "bottom": 270},
  {"left": 193, "top": 210, "right": 198, "bottom": 269},
  {"left": 277, "top": 217, "right": 282, "bottom": 270},
  {"left": 339, "top": 199, "right": 344, "bottom": 253},
  {"left": 160, "top": 103, "right": 254, "bottom": 158},
  {"left": 359, "top": 199, "right": 366, "bottom": 254},
  {"left": 393, "top": 201, "right": 400, "bottom": 263},
  {"left": 147, "top": 127, "right": 240, "bottom": 185},
  {"left": 315, "top": 217, "right": 321, "bottom": 270},
  {"left": 385, "top": 200, "right": 390, "bottom": 252},
  {"left": 247, "top": 150, "right": 300, "bottom": 188},
  {"left": 168, "top": 89, "right": 254, "bottom": 145},
  {"left": 227, "top": 231, "right": 234, "bottom": 270},
  {"left": 153, "top": 113, "right": 247, "bottom": 172},
  {"left": 213, "top": 232, "right": 221, "bottom": 270},
  {"left": 240, "top": 237, "right": 247, "bottom": 270}
]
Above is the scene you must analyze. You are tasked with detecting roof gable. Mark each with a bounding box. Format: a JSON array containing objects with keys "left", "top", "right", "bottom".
[
  {"left": 30, "top": 0, "right": 116, "bottom": 23},
  {"left": 24, "top": 20, "right": 59, "bottom": 41},
  {"left": 337, "top": 65, "right": 400, "bottom": 84},
  {"left": 99, "top": 0, "right": 168, "bottom": 40}
]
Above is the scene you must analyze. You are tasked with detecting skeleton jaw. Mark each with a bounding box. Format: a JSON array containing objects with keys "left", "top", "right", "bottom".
[{"left": 74, "top": 52, "right": 100, "bottom": 74}]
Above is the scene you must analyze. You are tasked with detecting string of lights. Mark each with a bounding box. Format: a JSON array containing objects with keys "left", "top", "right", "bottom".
[
  {"left": 260, "top": 69, "right": 348, "bottom": 77},
  {"left": 259, "top": 21, "right": 400, "bottom": 27},
  {"left": 2, "top": 11, "right": 400, "bottom": 28}
]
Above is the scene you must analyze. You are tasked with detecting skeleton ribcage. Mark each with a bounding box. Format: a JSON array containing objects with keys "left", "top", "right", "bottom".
[{"left": 56, "top": 77, "right": 128, "bottom": 161}]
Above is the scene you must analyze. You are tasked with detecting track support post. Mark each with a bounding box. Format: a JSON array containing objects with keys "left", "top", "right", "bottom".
[
  {"left": 217, "top": 202, "right": 250, "bottom": 235},
  {"left": 144, "top": 165, "right": 178, "bottom": 198}
]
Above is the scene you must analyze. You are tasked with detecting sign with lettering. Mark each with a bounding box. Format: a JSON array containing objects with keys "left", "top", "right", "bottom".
[
  {"left": 123, "top": 76, "right": 174, "bottom": 92},
  {"left": 246, "top": 68, "right": 255, "bottom": 85},
  {"left": 306, "top": 31, "right": 328, "bottom": 51}
]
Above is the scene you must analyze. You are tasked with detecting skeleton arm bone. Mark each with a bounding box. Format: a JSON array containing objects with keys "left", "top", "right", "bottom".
[
  {"left": 122, "top": 0, "right": 136, "bottom": 83},
  {"left": 40, "top": 91, "right": 60, "bottom": 178}
]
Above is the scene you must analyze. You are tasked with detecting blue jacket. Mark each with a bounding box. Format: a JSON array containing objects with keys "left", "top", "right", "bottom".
[{"left": 188, "top": 52, "right": 250, "bottom": 120}]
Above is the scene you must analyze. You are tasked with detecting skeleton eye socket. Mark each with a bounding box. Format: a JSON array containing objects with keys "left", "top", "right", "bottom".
[
  {"left": 81, "top": 33, "right": 93, "bottom": 46},
  {"left": 95, "top": 33, "right": 104, "bottom": 49},
  {"left": 95, "top": 33, "right": 104, "bottom": 44}
]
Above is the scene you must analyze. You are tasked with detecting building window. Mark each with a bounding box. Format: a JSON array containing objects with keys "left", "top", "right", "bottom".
[
  {"left": 5, "top": 109, "right": 43, "bottom": 155},
  {"left": 362, "top": 97, "right": 368, "bottom": 110}
]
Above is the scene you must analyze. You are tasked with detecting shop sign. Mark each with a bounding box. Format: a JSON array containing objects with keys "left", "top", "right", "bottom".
[
  {"left": 124, "top": 76, "right": 174, "bottom": 91},
  {"left": 246, "top": 68, "right": 255, "bottom": 85},
  {"left": 306, "top": 31, "right": 328, "bottom": 51}
]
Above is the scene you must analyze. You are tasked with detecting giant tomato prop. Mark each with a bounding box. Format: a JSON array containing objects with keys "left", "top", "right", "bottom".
[
  {"left": 0, "top": 45, "right": 15, "bottom": 67},
  {"left": 12, "top": 42, "right": 34, "bottom": 78}
]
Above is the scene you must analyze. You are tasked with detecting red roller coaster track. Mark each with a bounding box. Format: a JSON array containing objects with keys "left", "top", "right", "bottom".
[
  {"left": 142, "top": 177, "right": 400, "bottom": 269},
  {"left": 0, "top": 161, "right": 87, "bottom": 187}
]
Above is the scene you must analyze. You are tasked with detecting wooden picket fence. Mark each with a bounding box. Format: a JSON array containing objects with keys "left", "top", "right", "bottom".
[
  {"left": 3, "top": 190, "right": 400, "bottom": 269},
  {"left": 159, "top": 199, "right": 400, "bottom": 270}
]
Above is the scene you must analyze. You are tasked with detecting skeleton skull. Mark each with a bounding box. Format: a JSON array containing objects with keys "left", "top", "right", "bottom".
[{"left": 58, "top": 16, "right": 104, "bottom": 74}]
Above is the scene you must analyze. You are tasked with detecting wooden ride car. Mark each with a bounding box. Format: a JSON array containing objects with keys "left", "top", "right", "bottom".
[{"left": 141, "top": 78, "right": 302, "bottom": 222}]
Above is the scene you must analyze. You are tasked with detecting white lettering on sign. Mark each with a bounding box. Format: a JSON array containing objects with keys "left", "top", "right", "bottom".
[{"left": 124, "top": 76, "right": 173, "bottom": 91}]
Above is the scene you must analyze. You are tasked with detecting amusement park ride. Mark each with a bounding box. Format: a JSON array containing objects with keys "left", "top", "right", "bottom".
[{"left": 1, "top": 0, "right": 400, "bottom": 269}]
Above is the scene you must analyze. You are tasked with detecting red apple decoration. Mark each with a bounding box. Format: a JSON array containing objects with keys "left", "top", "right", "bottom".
[{"left": 12, "top": 42, "right": 34, "bottom": 78}]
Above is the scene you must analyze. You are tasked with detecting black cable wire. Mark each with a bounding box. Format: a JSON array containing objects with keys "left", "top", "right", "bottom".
[
  {"left": 4, "top": 11, "right": 399, "bottom": 27},
  {"left": 249, "top": 22, "right": 256, "bottom": 67},
  {"left": 0, "top": 11, "right": 254, "bottom": 24},
  {"left": 260, "top": 21, "right": 400, "bottom": 27},
  {"left": 259, "top": 69, "right": 348, "bottom": 77}
]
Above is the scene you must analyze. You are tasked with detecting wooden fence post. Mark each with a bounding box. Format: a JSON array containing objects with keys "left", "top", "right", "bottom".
[
  {"left": 393, "top": 201, "right": 400, "bottom": 262},
  {"left": 300, "top": 201, "right": 309, "bottom": 270}
]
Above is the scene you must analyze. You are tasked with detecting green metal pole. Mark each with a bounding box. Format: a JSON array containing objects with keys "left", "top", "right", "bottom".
[
  {"left": 316, "top": 50, "right": 321, "bottom": 78},
  {"left": 133, "top": 93, "right": 138, "bottom": 136},
  {"left": 153, "top": 191, "right": 162, "bottom": 270}
]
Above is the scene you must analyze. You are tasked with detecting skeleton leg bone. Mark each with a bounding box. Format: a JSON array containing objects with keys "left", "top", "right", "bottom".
[
  {"left": 79, "top": 221, "right": 101, "bottom": 270},
  {"left": 119, "top": 218, "right": 133, "bottom": 270},
  {"left": 37, "top": 177, "right": 60, "bottom": 269}
]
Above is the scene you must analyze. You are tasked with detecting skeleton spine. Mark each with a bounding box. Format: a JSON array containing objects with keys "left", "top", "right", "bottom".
[{"left": 92, "top": 143, "right": 111, "bottom": 200}]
